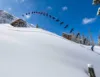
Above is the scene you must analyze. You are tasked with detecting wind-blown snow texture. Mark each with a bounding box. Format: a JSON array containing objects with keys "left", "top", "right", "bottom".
[{"left": 0, "top": 24, "right": 100, "bottom": 77}]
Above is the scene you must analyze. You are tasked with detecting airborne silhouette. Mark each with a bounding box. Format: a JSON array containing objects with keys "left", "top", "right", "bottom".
[
  {"left": 22, "top": 11, "right": 71, "bottom": 31},
  {"left": 60, "top": 22, "right": 64, "bottom": 25},
  {"left": 56, "top": 19, "right": 60, "bottom": 22},
  {"left": 64, "top": 25, "right": 68, "bottom": 29},
  {"left": 70, "top": 28, "right": 74, "bottom": 33}
]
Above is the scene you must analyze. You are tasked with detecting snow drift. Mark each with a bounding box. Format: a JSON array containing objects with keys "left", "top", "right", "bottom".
[{"left": 0, "top": 24, "right": 100, "bottom": 77}]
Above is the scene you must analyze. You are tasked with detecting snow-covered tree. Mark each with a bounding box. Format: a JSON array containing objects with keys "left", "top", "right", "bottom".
[
  {"left": 71, "top": 33, "right": 76, "bottom": 42},
  {"left": 36, "top": 24, "right": 39, "bottom": 28},
  {"left": 98, "top": 35, "right": 100, "bottom": 46},
  {"left": 75, "top": 33, "right": 81, "bottom": 43}
]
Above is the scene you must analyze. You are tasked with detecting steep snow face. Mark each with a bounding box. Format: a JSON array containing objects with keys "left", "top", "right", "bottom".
[
  {"left": 0, "top": 10, "right": 17, "bottom": 23},
  {"left": 0, "top": 24, "right": 100, "bottom": 77}
]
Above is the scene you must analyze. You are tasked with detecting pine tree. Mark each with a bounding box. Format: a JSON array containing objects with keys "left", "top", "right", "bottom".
[
  {"left": 36, "top": 24, "right": 39, "bottom": 28},
  {"left": 71, "top": 33, "right": 76, "bottom": 42},
  {"left": 82, "top": 35, "right": 85, "bottom": 44}
]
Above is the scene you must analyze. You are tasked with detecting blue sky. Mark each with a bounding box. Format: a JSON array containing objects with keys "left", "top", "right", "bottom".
[{"left": 0, "top": 0, "right": 100, "bottom": 43}]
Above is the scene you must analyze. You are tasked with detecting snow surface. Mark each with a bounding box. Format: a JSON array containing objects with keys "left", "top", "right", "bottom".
[
  {"left": 82, "top": 45, "right": 100, "bottom": 55},
  {"left": 0, "top": 24, "right": 100, "bottom": 77}
]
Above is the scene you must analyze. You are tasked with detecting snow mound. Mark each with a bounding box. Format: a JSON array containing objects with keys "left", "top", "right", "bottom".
[{"left": 0, "top": 24, "right": 100, "bottom": 77}]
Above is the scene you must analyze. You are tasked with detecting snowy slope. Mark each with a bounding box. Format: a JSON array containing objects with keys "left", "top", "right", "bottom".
[
  {"left": 94, "top": 46, "right": 100, "bottom": 54},
  {"left": 82, "top": 45, "right": 100, "bottom": 55},
  {"left": 0, "top": 24, "right": 100, "bottom": 77}
]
